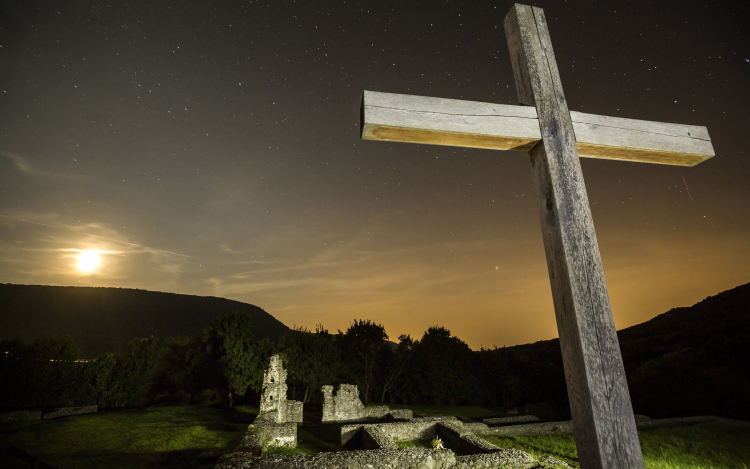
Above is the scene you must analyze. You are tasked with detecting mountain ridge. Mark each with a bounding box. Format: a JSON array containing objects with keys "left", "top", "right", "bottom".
[
  {"left": 481, "top": 281, "right": 750, "bottom": 419},
  {"left": 0, "top": 283, "right": 290, "bottom": 357}
]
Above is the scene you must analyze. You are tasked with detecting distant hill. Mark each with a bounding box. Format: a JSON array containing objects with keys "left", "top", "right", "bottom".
[
  {"left": 481, "top": 282, "right": 750, "bottom": 420},
  {"left": 0, "top": 284, "right": 290, "bottom": 357}
]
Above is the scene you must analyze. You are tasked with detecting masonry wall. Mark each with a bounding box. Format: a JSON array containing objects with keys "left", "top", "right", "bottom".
[{"left": 341, "top": 416, "right": 458, "bottom": 445}]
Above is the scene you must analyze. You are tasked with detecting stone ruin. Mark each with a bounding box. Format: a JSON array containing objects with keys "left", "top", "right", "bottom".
[
  {"left": 239, "top": 354, "right": 303, "bottom": 454},
  {"left": 256, "top": 354, "right": 303, "bottom": 424},
  {"left": 216, "top": 366, "right": 565, "bottom": 467},
  {"left": 322, "top": 383, "right": 411, "bottom": 422},
  {"left": 217, "top": 414, "right": 546, "bottom": 469}
]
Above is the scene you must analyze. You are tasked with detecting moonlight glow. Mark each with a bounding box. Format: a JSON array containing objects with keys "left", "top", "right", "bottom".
[{"left": 77, "top": 251, "right": 100, "bottom": 272}]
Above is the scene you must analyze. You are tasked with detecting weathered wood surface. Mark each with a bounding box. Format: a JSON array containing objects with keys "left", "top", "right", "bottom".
[
  {"left": 504, "top": 4, "right": 644, "bottom": 469},
  {"left": 361, "top": 90, "right": 540, "bottom": 152},
  {"left": 361, "top": 90, "right": 713, "bottom": 166},
  {"left": 571, "top": 111, "right": 713, "bottom": 166}
]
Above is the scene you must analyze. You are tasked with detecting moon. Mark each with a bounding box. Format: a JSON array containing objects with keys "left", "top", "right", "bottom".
[{"left": 77, "top": 251, "right": 100, "bottom": 272}]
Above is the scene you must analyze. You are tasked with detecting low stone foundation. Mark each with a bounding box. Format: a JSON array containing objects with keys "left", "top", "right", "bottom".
[
  {"left": 479, "top": 414, "right": 738, "bottom": 437},
  {"left": 343, "top": 418, "right": 507, "bottom": 459},
  {"left": 386, "top": 409, "right": 413, "bottom": 420},
  {"left": 364, "top": 404, "right": 390, "bottom": 419},
  {"left": 360, "top": 425, "right": 399, "bottom": 450},
  {"left": 437, "top": 420, "right": 500, "bottom": 455},
  {"left": 454, "top": 451, "right": 538, "bottom": 469},
  {"left": 481, "top": 420, "right": 573, "bottom": 436},
  {"left": 462, "top": 422, "right": 490, "bottom": 434},
  {"left": 42, "top": 406, "right": 98, "bottom": 420},
  {"left": 216, "top": 447, "right": 458, "bottom": 469},
  {"left": 482, "top": 415, "right": 539, "bottom": 426},
  {"left": 342, "top": 416, "right": 458, "bottom": 445}
]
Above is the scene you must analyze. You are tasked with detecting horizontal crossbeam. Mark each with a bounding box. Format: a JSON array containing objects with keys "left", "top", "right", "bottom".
[{"left": 361, "top": 90, "right": 714, "bottom": 167}]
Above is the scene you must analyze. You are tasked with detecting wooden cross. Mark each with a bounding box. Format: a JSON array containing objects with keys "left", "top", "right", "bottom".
[{"left": 360, "top": 4, "right": 714, "bottom": 469}]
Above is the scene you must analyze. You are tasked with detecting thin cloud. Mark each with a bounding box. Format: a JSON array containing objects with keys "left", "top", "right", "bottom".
[
  {"left": 0, "top": 151, "right": 33, "bottom": 172},
  {"left": 0, "top": 214, "right": 202, "bottom": 260}
]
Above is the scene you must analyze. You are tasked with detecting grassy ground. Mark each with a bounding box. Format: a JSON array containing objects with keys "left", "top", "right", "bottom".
[
  {"left": 0, "top": 405, "right": 257, "bottom": 469},
  {"left": 2, "top": 405, "right": 748, "bottom": 468},
  {"left": 479, "top": 421, "right": 750, "bottom": 469}
]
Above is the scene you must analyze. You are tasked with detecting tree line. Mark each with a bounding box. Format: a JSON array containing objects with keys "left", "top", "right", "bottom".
[
  {"left": 2, "top": 308, "right": 746, "bottom": 420},
  {"left": 0, "top": 311, "right": 541, "bottom": 412}
]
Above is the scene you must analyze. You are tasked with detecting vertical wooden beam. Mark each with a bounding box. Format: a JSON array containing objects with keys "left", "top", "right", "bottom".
[{"left": 504, "top": 5, "right": 644, "bottom": 468}]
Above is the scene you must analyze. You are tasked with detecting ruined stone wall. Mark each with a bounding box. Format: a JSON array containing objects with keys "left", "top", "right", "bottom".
[
  {"left": 256, "top": 354, "right": 303, "bottom": 424},
  {"left": 239, "top": 421, "right": 297, "bottom": 453},
  {"left": 284, "top": 400, "right": 303, "bottom": 424},
  {"left": 321, "top": 383, "right": 392, "bottom": 422},
  {"left": 257, "top": 354, "right": 286, "bottom": 422},
  {"left": 332, "top": 384, "right": 365, "bottom": 420},
  {"left": 42, "top": 406, "right": 98, "bottom": 420},
  {"left": 321, "top": 385, "right": 335, "bottom": 422}
]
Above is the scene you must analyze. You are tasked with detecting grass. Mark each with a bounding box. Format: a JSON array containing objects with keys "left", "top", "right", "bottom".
[
  {"left": 2, "top": 404, "right": 748, "bottom": 468},
  {"left": 0, "top": 405, "right": 257, "bottom": 469},
  {"left": 479, "top": 421, "right": 750, "bottom": 469}
]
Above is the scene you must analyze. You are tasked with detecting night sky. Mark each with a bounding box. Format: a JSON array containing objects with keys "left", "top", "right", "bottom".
[{"left": 1, "top": 0, "right": 748, "bottom": 349}]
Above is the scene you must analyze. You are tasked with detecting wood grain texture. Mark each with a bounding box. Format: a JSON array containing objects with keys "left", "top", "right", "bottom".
[
  {"left": 363, "top": 126, "right": 538, "bottom": 152},
  {"left": 571, "top": 112, "right": 713, "bottom": 166},
  {"left": 361, "top": 90, "right": 540, "bottom": 151},
  {"left": 361, "top": 91, "right": 713, "bottom": 166},
  {"left": 505, "top": 4, "right": 644, "bottom": 468}
]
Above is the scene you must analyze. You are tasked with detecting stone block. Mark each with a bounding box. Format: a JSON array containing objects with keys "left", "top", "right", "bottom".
[{"left": 240, "top": 421, "right": 297, "bottom": 452}]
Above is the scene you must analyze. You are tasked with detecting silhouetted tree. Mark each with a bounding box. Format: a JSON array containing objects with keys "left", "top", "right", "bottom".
[
  {"left": 379, "top": 334, "right": 413, "bottom": 403},
  {"left": 203, "top": 310, "right": 260, "bottom": 406},
  {"left": 0, "top": 337, "right": 84, "bottom": 409},
  {"left": 338, "top": 319, "right": 389, "bottom": 403},
  {"left": 279, "top": 324, "right": 342, "bottom": 402},
  {"left": 406, "top": 327, "right": 479, "bottom": 406}
]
